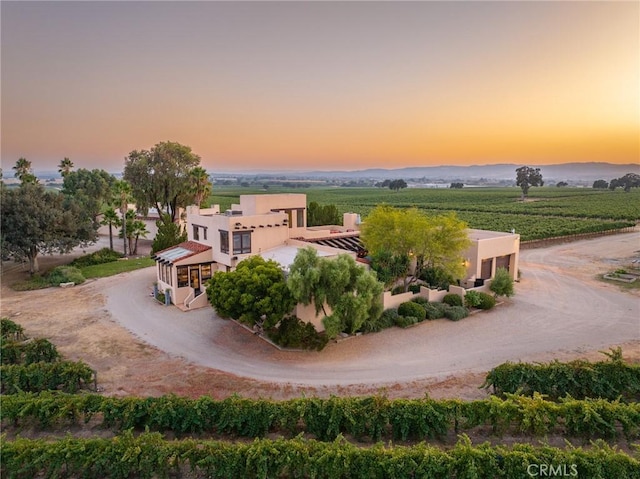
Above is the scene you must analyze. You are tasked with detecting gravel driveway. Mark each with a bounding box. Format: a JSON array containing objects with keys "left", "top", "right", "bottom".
[{"left": 105, "top": 232, "right": 640, "bottom": 387}]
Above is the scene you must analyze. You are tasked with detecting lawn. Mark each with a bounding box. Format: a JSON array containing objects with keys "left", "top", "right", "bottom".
[{"left": 79, "top": 257, "right": 155, "bottom": 279}]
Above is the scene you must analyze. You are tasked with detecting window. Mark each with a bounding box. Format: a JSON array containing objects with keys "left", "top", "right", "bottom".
[
  {"left": 220, "top": 230, "right": 229, "bottom": 254},
  {"left": 192, "top": 225, "right": 199, "bottom": 241},
  {"left": 201, "top": 263, "right": 212, "bottom": 281},
  {"left": 177, "top": 266, "right": 189, "bottom": 287},
  {"left": 233, "top": 231, "right": 251, "bottom": 254},
  {"left": 203, "top": 227, "right": 208, "bottom": 240},
  {"left": 297, "top": 209, "right": 304, "bottom": 227},
  {"left": 167, "top": 265, "right": 173, "bottom": 286}
]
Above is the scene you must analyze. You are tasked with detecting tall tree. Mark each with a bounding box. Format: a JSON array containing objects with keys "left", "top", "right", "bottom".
[
  {"left": 123, "top": 141, "right": 201, "bottom": 222},
  {"left": 12, "top": 158, "right": 38, "bottom": 185},
  {"left": 360, "top": 205, "right": 470, "bottom": 291},
  {"left": 100, "top": 207, "right": 119, "bottom": 251},
  {"left": 188, "top": 166, "right": 212, "bottom": 208},
  {"left": 609, "top": 173, "right": 640, "bottom": 192},
  {"left": 118, "top": 210, "right": 149, "bottom": 255},
  {"left": 515, "top": 166, "right": 544, "bottom": 199},
  {"left": 287, "top": 248, "right": 384, "bottom": 338},
  {"left": 58, "top": 157, "right": 74, "bottom": 177},
  {"left": 112, "top": 180, "right": 132, "bottom": 256},
  {"left": 389, "top": 179, "right": 408, "bottom": 191},
  {"left": 1, "top": 184, "right": 94, "bottom": 274},
  {"left": 592, "top": 180, "right": 609, "bottom": 189},
  {"left": 62, "top": 169, "right": 115, "bottom": 227},
  {"left": 151, "top": 214, "right": 187, "bottom": 254}
]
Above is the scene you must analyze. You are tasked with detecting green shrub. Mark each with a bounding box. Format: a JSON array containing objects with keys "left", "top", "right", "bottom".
[
  {"left": 476, "top": 292, "right": 496, "bottom": 310},
  {"left": 464, "top": 290, "right": 482, "bottom": 308},
  {"left": 442, "top": 293, "right": 463, "bottom": 307},
  {"left": 46, "top": 266, "right": 85, "bottom": 286},
  {"left": 394, "top": 315, "right": 419, "bottom": 328},
  {"left": 268, "top": 316, "right": 328, "bottom": 351},
  {"left": 410, "top": 297, "right": 429, "bottom": 306},
  {"left": 397, "top": 301, "right": 426, "bottom": 321},
  {"left": 1, "top": 318, "right": 25, "bottom": 341},
  {"left": 424, "top": 302, "right": 448, "bottom": 320},
  {"left": 408, "top": 283, "right": 422, "bottom": 294},
  {"left": 444, "top": 305, "right": 468, "bottom": 321},
  {"left": 361, "top": 309, "right": 397, "bottom": 333},
  {"left": 70, "top": 248, "right": 123, "bottom": 267}
]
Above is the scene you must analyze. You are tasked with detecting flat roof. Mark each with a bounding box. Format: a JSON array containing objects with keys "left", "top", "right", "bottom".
[
  {"left": 258, "top": 245, "right": 333, "bottom": 271},
  {"left": 467, "top": 229, "right": 519, "bottom": 240}
]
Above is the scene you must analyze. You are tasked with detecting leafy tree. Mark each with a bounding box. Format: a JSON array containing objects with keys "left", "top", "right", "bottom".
[
  {"left": 188, "top": 166, "right": 212, "bottom": 208},
  {"left": 123, "top": 141, "right": 201, "bottom": 222},
  {"left": 490, "top": 267, "right": 515, "bottom": 298},
  {"left": 376, "top": 179, "right": 391, "bottom": 188},
  {"left": 361, "top": 206, "right": 470, "bottom": 291},
  {"left": 389, "top": 179, "right": 408, "bottom": 191},
  {"left": 556, "top": 181, "right": 568, "bottom": 187},
  {"left": 370, "top": 250, "right": 410, "bottom": 288},
  {"left": 450, "top": 182, "right": 464, "bottom": 189},
  {"left": 207, "top": 256, "right": 295, "bottom": 328},
  {"left": 12, "top": 158, "right": 38, "bottom": 185},
  {"left": 100, "top": 207, "right": 119, "bottom": 251},
  {"left": 0, "top": 184, "right": 94, "bottom": 274},
  {"left": 592, "top": 179, "right": 609, "bottom": 189},
  {"left": 307, "top": 202, "right": 341, "bottom": 227},
  {"left": 58, "top": 157, "right": 74, "bottom": 177},
  {"left": 515, "top": 166, "right": 544, "bottom": 199},
  {"left": 287, "top": 248, "right": 384, "bottom": 338},
  {"left": 62, "top": 169, "right": 115, "bottom": 226},
  {"left": 152, "top": 214, "right": 187, "bottom": 254},
  {"left": 609, "top": 173, "right": 640, "bottom": 192}
]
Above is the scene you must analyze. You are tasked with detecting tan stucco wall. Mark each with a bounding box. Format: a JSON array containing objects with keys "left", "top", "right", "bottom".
[{"left": 464, "top": 232, "right": 520, "bottom": 282}]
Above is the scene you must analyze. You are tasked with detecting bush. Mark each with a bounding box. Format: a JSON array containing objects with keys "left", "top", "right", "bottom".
[
  {"left": 442, "top": 293, "right": 463, "bottom": 307},
  {"left": 490, "top": 267, "right": 515, "bottom": 297},
  {"left": 361, "top": 309, "right": 397, "bottom": 333},
  {"left": 394, "top": 315, "right": 419, "bottom": 328},
  {"left": 268, "top": 316, "right": 328, "bottom": 351},
  {"left": 397, "top": 302, "right": 426, "bottom": 321},
  {"left": 464, "top": 290, "right": 482, "bottom": 308},
  {"left": 70, "top": 248, "right": 123, "bottom": 267},
  {"left": 476, "top": 292, "right": 496, "bottom": 310},
  {"left": 445, "top": 305, "right": 469, "bottom": 321},
  {"left": 46, "top": 266, "right": 85, "bottom": 286},
  {"left": 408, "top": 283, "right": 422, "bottom": 294},
  {"left": 424, "top": 302, "right": 448, "bottom": 320},
  {"left": 410, "top": 297, "right": 429, "bottom": 306}
]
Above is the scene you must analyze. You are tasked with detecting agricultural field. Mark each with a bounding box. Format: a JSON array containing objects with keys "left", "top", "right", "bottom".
[{"left": 209, "top": 186, "right": 640, "bottom": 241}]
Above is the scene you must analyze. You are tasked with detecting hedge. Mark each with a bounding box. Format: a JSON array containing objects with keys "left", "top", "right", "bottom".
[
  {"left": 2, "top": 432, "right": 639, "bottom": 479},
  {"left": 3, "top": 392, "right": 639, "bottom": 441},
  {"left": 0, "top": 361, "right": 95, "bottom": 394}
]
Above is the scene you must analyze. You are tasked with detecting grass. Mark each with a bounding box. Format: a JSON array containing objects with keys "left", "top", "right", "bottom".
[
  {"left": 79, "top": 257, "right": 155, "bottom": 279},
  {"left": 10, "top": 257, "right": 156, "bottom": 290}
]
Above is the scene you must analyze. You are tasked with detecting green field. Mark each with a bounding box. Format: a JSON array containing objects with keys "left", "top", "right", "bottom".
[{"left": 209, "top": 186, "right": 639, "bottom": 241}]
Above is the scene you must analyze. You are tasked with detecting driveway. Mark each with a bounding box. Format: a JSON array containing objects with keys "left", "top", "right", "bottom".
[{"left": 105, "top": 232, "right": 640, "bottom": 386}]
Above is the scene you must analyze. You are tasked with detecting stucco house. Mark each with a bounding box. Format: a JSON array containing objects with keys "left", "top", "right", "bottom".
[{"left": 152, "top": 193, "right": 519, "bottom": 313}]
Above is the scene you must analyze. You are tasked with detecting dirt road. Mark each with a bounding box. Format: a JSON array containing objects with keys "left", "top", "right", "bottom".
[{"left": 1, "top": 231, "right": 638, "bottom": 399}]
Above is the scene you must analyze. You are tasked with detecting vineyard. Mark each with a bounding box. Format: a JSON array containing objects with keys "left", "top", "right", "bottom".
[
  {"left": 209, "top": 187, "right": 639, "bottom": 241},
  {"left": 1, "top": 319, "right": 639, "bottom": 478}
]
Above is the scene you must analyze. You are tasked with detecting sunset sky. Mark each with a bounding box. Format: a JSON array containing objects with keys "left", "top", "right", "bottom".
[{"left": 2, "top": 1, "right": 638, "bottom": 172}]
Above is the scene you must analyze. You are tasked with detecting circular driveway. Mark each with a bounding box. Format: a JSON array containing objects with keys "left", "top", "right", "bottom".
[{"left": 106, "top": 232, "right": 640, "bottom": 386}]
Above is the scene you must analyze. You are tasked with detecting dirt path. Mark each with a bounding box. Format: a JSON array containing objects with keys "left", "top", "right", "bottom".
[{"left": 1, "top": 232, "right": 638, "bottom": 400}]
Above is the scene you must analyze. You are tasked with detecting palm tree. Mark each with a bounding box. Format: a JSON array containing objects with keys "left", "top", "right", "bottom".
[
  {"left": 13, "top": 158, "right": 32, "bottom": 181},
  {"left": 188, "top": 167, "right": 212, "bottom": 208},
  {"left": 100, "top": 207, "right": 119, "bottom": 251},
  {"left": 112, "top": 180, "right": 132, "bottom": 255},
  {"left": 130, "top": 219, "right": 149, "bottom": 255},
  {"left": 58, "top": 157, "right": 74, "bottom": 177}
]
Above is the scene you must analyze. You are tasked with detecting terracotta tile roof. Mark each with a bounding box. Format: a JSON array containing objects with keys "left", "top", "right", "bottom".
[{"left": 152, "top": 241, "right": 212, "bottom": 265}]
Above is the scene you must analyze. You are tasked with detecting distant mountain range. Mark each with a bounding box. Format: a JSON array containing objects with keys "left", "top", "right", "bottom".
[{"left": 291, "top": 163, "right": 639, "bottom": 182}]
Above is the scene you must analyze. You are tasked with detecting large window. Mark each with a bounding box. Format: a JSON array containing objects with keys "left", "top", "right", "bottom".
[
  {"left": 177, "top": 266, "right": 189, "bottom": 287},
  {"left": 297, "top": 209, "right": 304, "bottom": 227},
  {"left": 233, "top": 231, "right": 251, "bottom": 254},
  {"left": 220, "top": 230, "right": 229, "bottom": 254},
  {"left": 201, "top": 263, "right": 212, "bottom": 281},
  {"left": 192, "top": 225, "right": 200, "bottom": 241}
]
